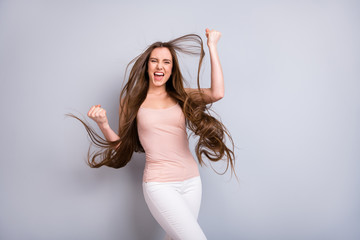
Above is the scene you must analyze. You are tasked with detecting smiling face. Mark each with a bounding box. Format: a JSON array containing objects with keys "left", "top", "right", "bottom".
[{"left": 147, "top": 47, "right": 173, "bottom": 91}]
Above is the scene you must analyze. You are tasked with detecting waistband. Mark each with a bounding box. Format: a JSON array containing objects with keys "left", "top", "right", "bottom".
[{"left": 143, "top": 175, "right": 201, "bottom": 184}]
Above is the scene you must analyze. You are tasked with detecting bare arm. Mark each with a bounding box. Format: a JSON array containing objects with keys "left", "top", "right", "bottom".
[
  {"left": 87, "top": 105, "right": 120, "bottom": 142},
  {"left": 186, "top": 28, "right": 224, "bottom": 104}
]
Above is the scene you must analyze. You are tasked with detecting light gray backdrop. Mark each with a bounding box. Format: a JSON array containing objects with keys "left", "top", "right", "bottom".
[{"left": 0, "top": 0, "right": 359, "bottom": 239}]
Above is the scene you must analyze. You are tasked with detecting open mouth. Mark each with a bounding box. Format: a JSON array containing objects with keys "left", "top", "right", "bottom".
[
  {"left": 154, "top": 72, "right": 164, "bottom": 76},
  {"left": 154, "top": 72, "right": 164, "bottom": 81}
]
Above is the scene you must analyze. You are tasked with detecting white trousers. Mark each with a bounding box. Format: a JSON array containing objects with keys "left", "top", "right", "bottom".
[{"left": 142, "top": 176, "right": 207, "bottom": 240}]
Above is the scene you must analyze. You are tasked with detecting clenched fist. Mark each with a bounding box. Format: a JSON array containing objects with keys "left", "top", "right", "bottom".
[
  {"left": 205, "top": 28, "right": 221, "bottom": 47},
  {"left": 87, "top": 104, "right": 109, "bottom": 127}
]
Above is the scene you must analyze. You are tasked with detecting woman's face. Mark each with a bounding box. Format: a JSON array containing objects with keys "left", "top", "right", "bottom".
[{"left": 147, "top": 47, "right": 173, "bottom": 89}]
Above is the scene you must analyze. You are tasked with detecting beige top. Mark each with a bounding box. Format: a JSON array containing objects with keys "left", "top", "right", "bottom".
[{"left": 137, "top": 103, "right": 200, "bottom": 182}]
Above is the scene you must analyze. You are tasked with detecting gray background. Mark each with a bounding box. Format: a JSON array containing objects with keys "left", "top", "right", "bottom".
[{"left": 1, "top": 0, "right": 359, "bottom": 239}]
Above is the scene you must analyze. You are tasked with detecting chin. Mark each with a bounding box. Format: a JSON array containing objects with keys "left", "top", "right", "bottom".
[
  {"left": 155, "top": 83, "right": 166, "bottom": 88},
  {"left": 151, "top": 78, "right": 167, "bottom": 87}
]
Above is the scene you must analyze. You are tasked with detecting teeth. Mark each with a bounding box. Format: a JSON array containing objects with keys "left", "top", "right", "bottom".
[{"left": 154, "top": 73, "right": 164, "bottom": 76}]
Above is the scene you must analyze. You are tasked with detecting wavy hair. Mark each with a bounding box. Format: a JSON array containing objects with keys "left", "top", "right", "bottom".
[{"left": 67, "top": 34, "right": 236, "bottom": 177}]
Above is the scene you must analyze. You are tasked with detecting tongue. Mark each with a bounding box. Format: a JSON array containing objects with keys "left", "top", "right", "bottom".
[{"left": 154, "top": 75, "right": 163, "bottom": 81}]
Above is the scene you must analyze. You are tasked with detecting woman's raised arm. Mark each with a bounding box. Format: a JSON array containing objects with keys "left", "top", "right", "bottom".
[{"left": 185, "top": 28, "right": 224, "bottom": 104}]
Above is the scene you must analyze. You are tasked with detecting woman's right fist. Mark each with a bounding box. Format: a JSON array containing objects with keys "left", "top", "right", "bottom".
[{"left": 87, "top": 104, "right": 108, "bottom": 126}]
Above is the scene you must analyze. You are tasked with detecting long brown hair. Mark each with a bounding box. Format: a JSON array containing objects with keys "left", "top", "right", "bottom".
[{"left": 67, "top": 34, "right": 236, "bottom": 177}]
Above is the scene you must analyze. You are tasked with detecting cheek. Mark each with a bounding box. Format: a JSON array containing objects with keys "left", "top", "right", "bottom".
[{"left": 167, "top": 65, "right": 173, "bottom": 75}]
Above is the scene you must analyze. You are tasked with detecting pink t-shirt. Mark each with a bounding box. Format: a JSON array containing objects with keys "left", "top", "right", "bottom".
[{"left": 137, "top": 103, "right": 200, "bottom": 182}]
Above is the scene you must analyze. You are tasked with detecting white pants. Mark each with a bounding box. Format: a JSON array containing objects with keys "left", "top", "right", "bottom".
[{"left": 142, "top": 176, "right": 207, "bottom": 240}]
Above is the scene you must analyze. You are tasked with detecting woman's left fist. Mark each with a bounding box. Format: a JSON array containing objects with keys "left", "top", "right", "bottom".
[{"left": 205, "top": 28, "right": 221, "bottom": 47}]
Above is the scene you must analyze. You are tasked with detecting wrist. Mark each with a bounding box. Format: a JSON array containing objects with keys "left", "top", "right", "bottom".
[
  {"left": 207, "top": 43, "right": 218, "bottom": 49},
  {"left": 98, "top": 122, "right": 110, "bottom": 130}
]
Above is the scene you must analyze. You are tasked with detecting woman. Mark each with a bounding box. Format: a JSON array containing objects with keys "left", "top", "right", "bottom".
[{"left": 69, "top": 28, "right": 235, "bottom": 240}]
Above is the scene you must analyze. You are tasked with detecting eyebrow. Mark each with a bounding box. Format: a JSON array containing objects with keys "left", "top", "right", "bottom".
[{"left": 149, "top": 57, "right": 172, "bottom": 62}]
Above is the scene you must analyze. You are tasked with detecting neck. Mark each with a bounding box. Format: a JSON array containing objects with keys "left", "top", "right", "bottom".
[{"left": 147, "top": 85, "right": 167, "bottom": 95}]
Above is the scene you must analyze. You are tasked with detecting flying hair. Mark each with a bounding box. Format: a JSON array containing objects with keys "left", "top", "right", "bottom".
[{"left": 66, "top": 34, "right": 237, "bottom": 178}]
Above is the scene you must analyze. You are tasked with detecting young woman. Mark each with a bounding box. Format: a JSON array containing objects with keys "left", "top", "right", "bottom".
[{"left": 69, "top": 28, "right": 235, "bottom": 240}]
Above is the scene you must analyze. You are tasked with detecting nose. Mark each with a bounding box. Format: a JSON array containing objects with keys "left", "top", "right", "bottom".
[{"left": 156, "top": 62, "right": 163, "bottom": 70}]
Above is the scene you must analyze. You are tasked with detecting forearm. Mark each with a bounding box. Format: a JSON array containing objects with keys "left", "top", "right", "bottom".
[
  {"left": 208, "top": 44, "right": 225, "bottom": 100},
  {"left": 98, "top": 123, "right": 120, "bottom": 142}
]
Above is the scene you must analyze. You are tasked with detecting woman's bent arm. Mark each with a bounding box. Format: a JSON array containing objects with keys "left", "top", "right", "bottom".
[{"left": 97, "top": 123, "right": 120, "bottom": 142}]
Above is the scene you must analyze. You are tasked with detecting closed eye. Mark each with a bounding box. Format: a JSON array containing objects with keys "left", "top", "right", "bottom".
[{"left": 149, "top": 58, "right": 172, "bottom": 64}]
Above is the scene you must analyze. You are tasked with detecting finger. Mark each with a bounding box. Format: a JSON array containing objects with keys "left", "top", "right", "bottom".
[
  {"left": 97, "top": 108, "right": 106, "bottom": 118},
  {"left": 205, "top": 28, "right": 209, "bottom": 38},
  {"left": 100, "top": 109, "right": 107, "bottom": 118},
  {"left": 95, "top": 108, "right": 101, "bottom": 117},
  {"left": 94, "top": 108, "right": 103, "bottom": 118},
  {"left": 89, "top": 104, "right": 100, "bottom": 112},
  {"left": 99, "top": 108, "right": 105, "bottom": 117},
  {"left": 88, "top": 106, "right": 96, "bottom": 117},
  {"left": 89, "top": 106, "right": 99, "bottom": 118},
  {"left": 92, "top": 105, "right": 101, "bottom": 113}
]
